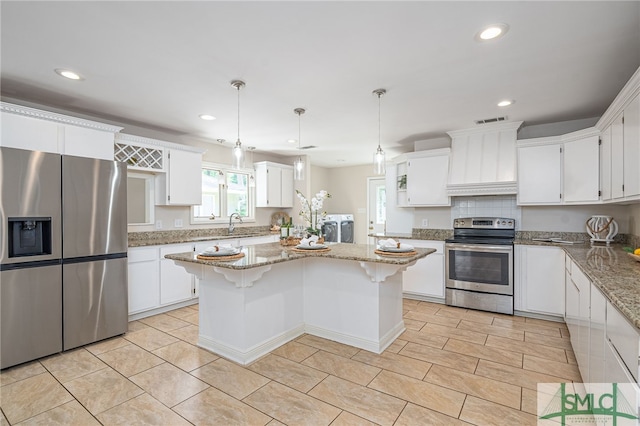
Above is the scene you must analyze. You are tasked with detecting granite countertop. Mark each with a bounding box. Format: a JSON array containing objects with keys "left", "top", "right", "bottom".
[
  {"left": 128, "top": 227, "right": 275, "bottom": 248},
  {"left": 369, "top": 230, "right": 453, "bottom": 241},
  {"left": 517, "top": 239, "right": 640, "bottom": 330},
  {"left": 165, "top": 242, "right": 435, "bottom": 271}
]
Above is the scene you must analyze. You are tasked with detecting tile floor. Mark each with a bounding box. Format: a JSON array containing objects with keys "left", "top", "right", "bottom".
[{"left": 0, "top": 299, "right": 580, "bottom": 425}]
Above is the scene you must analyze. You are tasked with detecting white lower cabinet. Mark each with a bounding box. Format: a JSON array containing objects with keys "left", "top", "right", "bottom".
[
  {"left": 160, "top": 244, "right": 195, "bottom": 305},
  {"left": 515, "top": 245, "right": 565, "bottom": 317},
  {"left": 565, "top": 258, "right": 591, "bottom": 383},
  {"left": 402, "top": 240, "right": 445, "bottom": 300},
  {"left": 589, "top": 284, "right": 606, "bottom": 385},
  {"left": 128, "top": 247, "right": 160, "bottom": 314}
]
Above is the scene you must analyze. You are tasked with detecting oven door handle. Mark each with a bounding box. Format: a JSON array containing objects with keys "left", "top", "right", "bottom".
[{"left": 445, "top": 243, "right": 513, "bottom": 253}]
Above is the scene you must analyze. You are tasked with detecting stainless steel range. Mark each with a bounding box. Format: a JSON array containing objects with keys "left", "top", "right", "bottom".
[{"left": 445, "top": 217, "right": 515, "bottom": 315}]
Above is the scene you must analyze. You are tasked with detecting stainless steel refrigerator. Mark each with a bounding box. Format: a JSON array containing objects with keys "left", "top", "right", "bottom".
[{"left": 1, "top": 147, "right": 128, "bottom": 369}]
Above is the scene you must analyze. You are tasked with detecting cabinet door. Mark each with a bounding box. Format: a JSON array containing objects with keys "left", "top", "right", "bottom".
[
  {"left": 402, "top": 241, "right": 445, "bottom": 298},
  {"left": 563, "top": 135, "right": 600, "bottom": 203},
  {"left": 0, "top": 112, "right": 60, "bottom": 153},
  {"left": 517, "top": 144, "right": 561, "bottom": 204},
  {"left": 159, "top": 244, "right": 194, "bottom": 305},
  {"left": 600, "top": 126, "right": 612, "bottom": 201},
  {"left": 611, "top": 113, "right": 625, "bottom": 199},
  {"left": 63, "top": 125, "right": 115, "bottom": 161},
  {"left": 280, "top": 167, "right": 294, "bottom": 208},
  {"left": 589, "top": 284, "right": 606, "bottom": 384},
  {"left": 623, "top": 94, "right": 640, "bottom": 198},
  {"left": 407, "top": 154, "right": 450, "bottom": 206},
  {"left": 565, "top": 269, "right": 581, "bottom": 354},
  {"left": 256, "top": 164, "right": 282, "bottom": 207},
  {"left": 128, "top": 247, "right": 160, "bottom": 314},
  {"left": 166, "top": 150, "right": 202, "bottom": 205},
  {"left": 520, "top": 246, "right": 565, "bottom": 316}
]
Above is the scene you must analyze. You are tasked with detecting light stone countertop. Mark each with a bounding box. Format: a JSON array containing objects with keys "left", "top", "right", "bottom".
[
  {"left": 164, "top": 242, "right": 435, "bottom": 271},
  {"left": 128, "top": 227, "right": 275, "bottom": 248}
]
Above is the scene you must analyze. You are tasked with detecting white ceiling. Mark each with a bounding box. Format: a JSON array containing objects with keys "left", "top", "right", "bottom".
[{"left": 1, "top": 1, "right": 639, "bottom": 167}]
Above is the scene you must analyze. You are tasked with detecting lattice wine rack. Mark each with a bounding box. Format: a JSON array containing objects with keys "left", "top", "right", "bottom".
[{"left": 114, "top": 142, "right": 163, "bottom": 170}]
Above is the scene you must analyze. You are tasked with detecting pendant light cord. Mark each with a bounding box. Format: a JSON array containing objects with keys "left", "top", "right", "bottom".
[
  {"left": 237, "top": 84, "right": 241, "bottom": 143},
  {"left": 377, "top": 91, "right": 381, "bottom": 150}
]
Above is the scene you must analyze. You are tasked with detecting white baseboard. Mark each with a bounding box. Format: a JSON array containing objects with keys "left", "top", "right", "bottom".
[
  {"left": 128, "top": 299, "right": 198, "bottom": 322},
  {"left": 304, "top": 321, "right": 405, "bottom": 354}
]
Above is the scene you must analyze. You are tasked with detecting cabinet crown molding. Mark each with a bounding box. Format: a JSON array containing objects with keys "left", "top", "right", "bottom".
[
  {"left": 596, "top": 65, "right": 640, "bottom": 130},
  {"left": 446, "top": 120, "right": 523, "bottom": 138},
  {"left": 517, "top": 127, "right": 600, "bottom": 147},
  {"left": 1, "top": 101, "right": 123, "bottom": 133},
  {"left": 115, "top": 133, "right": 205, "bottom": 154}
]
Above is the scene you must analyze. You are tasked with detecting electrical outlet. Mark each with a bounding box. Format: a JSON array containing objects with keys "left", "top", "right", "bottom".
[
  {"left": 421, "top": 218, "right": 429, "bottom": 227},
  {"left": 155, "top": 220, "right": 162, "bottom": 230},
  {"left": 174, "top": 219, "right": 183, "bottom": 228}
]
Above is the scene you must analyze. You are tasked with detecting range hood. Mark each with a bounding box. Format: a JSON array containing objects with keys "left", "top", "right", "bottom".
[{"left": 446, "top": 121, "right": 523, "bottom": 196}]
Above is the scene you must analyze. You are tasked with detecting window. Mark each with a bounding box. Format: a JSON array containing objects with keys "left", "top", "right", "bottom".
[
  {"left": 192, "top": 163, "right": 254, "bottom": 223},
  {"left": 376, "top": 185, "right": 386, "bottom": 225}
]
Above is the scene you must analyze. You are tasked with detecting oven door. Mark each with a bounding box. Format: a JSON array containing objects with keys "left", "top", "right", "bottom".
[{"left": 445, "top": 243, "right": 513, "bottom": 296}]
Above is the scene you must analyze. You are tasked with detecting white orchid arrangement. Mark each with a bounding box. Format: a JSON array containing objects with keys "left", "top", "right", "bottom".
[{"left": 296, "top": 189, "right": 331, "bottom": 235}]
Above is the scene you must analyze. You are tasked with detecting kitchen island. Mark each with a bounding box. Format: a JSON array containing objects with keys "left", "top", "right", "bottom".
[{"left": 166, "top": 242, "right": 434, "bottom": 365}]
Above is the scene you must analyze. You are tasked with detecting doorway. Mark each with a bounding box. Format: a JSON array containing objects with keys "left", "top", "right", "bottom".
[{"left": 367, "top": 177, "right": 386, "bottom": 244}]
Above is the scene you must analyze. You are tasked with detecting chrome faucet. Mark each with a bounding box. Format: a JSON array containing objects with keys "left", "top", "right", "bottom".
[{"left": 228, "top": 212, "right": 243, "bottom": 234}]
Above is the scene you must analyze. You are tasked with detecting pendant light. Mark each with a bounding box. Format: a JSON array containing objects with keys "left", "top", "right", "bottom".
[
  {"left": 293, "top": 107, "right": 306, "bottom": 181},
  {"left": 231, "top": 80, "right": 245, "bottom": 169},
  {"left": 372, "top": 88, "right": 386, "bottom": 175}
]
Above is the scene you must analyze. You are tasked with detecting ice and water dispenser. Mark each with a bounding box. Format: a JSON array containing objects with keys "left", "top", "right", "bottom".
[{"left": 8, "top": 217, "right": 52, "bottom": 257}]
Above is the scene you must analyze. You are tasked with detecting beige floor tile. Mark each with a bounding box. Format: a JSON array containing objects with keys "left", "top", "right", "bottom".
[
  {"left": 435, "top": 307, "right": 495, "bottom": 325},
  {"left": 524, "top": 330, "right": 573, "bottom": 350},
  {"left": 492, "top": 318, "right": 563, "bottom": 337},
  {"left": 17, "top": 400, "right": 99, "bottom": 426},
  {"left": 384, "top": 338, "right": 408, "bottom": 354},
  {"left": 166, "top": 324, "right": 200, "bottom": 345},
  {"left": 267, "top": 420, "right": 286, "bottom": 426},
  {"left": 296, "top": 334, "right": 360, "bottom": 358},
  {"left": 174, "top": 386, "right": 272, "bottom": 425},
  {"left": 271, "top": 340, "right": 319, "bottom": 362},
  {"left": 0, "top": 361, "right": 46, "bottom": 387},
  {"left": 560, "top": 327, "right": 570, "bottom": 339},
  {"left": 182, "top": 312, "right": 199, "bottom": 325},
  {"left": 424, "top": 364, "right": 522, "bottom": 409},
  {"left": 402, "top": 298, "right": 421, "bottom": 308},
  {"left": 40, "top": 349, "right": 108, "bottom": 383},
  {"left": 521, "top": 388, "right": 538, "bottom": 415},
  {"left": 486, "top": 334, "right": 568, "bottom": 362},
  {"left": 403, "top": 318, "right": 426, "bottom": 330},
  {"left": 85, "top": 337, "right": 130, "bottom": 356},
  {"left": 301, "top": 350, "right": 381, "bottom": 386},
  {"left": 368, "top": 370, "right": 465, "bottom": 418},
  {"left": 1, "top": 411, "right": 7, "bottom": 426},
  {"left": 308, "top": 375, "right": 405, "bottom": 426},
  {"left": 165, "top": 305, "right": 198, "bottom": 320},
  {"left": 191, "top": 357, "right": 270, "bottom": 399},
  {"left": 421, "top": 322, "right": 488, "bottom": 345},
  {"left": 398, "top": 342, "right": 478, "bottom": 373},
  {"left": 351, "top": 349, "right": 432, "bottom": 380},
  {"left": 474, "top": 359, "right": 568, "bottom": 391},
  {"left": 245, "top": 381, "right": 340, "bottom": 425},
  {"left": 330, "top": 411, "right": 378, "bottom": 426},
  {"left": 399, "top": 329, "right": 448, "bottom": 349},
  {"left": 524, "top": 316, "right": 566, "bottom": 329},
  {"left": 444, "top": 338, "right": 523, "bottom": 368},
  {"left": 138, "top": 313, "right": 191, "bottom": 332},
  {"left": 0, "top": 372, "right": 73, "bottom": 424},
  {"left": 96, "top": 393, "right": 191, "bottom": 426},
  {"left": 458, "top": 319, "right": 525, "bottom": 341},
  {"left": 413, "top": 301, "right": 444, "bottom": 315},
  {"left": 459, "top": 395, "right": 537, "bottom": 426},
  {"left": 97, "top": 344, "right": 165, "bottom": 377},
  {"left": 248, "top": 354, "right": 327, "bottom": 393},
  {"left": 129, "top": 363, "right": 208, "bottom": 407},
  {"left": 395, "top": 402, "right": 473, "bottom": 426},
  {"left": 127, "top": 320, "right": 149, "bottom": 332},
  {"left": 566, "top": 348, "right": 578, "bottom": 365},
  {"left": 64, "top": 368, "right": 143, "bottom": 415},
  {"left": 123, "top": 326, "right": 179, "bottom": 351},
  {"left": 152, "top": 340, "right": 218, "bottom": 372},
  {"left": 522, "top": 354, "right": 583, "bottom": 382},
  {"left": 403, "top": 310, "right": 461, "bottom": 327}
]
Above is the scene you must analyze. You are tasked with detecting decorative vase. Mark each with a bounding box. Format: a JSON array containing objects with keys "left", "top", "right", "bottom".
[{"left": 585, "top": 215, "right": 618, "bottom": 245}]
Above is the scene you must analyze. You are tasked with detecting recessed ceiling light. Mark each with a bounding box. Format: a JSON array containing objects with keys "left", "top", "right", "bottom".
[
  {"left": 497, "top": 100, "right": 514, "bottom": 107},
  {"left": 54, "top": 68, "right": 83, "bottom": 80},
  {"left": 475, "top": 23, "right": 509, "bottom": 41},
  {"left": 199, "top": 114, "right": 216, "bottom": 121},
  {"left": 288, "top": 139, "right": 297, "bottom": 144}
]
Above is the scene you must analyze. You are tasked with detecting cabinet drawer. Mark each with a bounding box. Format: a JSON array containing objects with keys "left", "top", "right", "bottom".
[
  {"left": 606, "top": 300, "right": 640, "bottom": 382},
  {"left": 160, "top": 244, "right": 194, "bottom": 257},
  {"left": 128, "top": 247, "right": 158, "bottom": 263}
]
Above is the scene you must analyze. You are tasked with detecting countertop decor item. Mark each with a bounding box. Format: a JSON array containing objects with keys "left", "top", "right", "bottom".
[
  {"left": 628, "top": 253, "right": 640, "bottom": 262},
  {"left": 586, "top": 215, "right": 618, "bottom": 245},
  {"left": 295, "top": 189, "right": 331, "bottom": 236}
]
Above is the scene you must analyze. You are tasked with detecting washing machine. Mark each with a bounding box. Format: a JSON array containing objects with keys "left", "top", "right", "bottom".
[{"left": 322, "top": 214, "right": 354, "bottom": 243}]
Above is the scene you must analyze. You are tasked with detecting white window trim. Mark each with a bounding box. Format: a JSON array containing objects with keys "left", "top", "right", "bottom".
[{"left": 190, "top": 161, "right": 256, "bottom": 225}]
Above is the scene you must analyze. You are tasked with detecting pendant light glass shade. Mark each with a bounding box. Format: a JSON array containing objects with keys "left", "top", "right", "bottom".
[
  {"left": 293, "top": 108, "right": 306, "bottom": 181},
  {"left": 372, "top": 88, "right": 386, "bottom": 175},
  {"left": 231, "top": 80, "right": 245, "bottom": 169}
]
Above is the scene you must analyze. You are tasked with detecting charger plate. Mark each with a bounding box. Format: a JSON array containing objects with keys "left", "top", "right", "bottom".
[
  {"left": 374, "top": 249, "right": 417, "bottom": 257},
  {"left": 197, "top": 252, "right": 245, "bottom": 261}
]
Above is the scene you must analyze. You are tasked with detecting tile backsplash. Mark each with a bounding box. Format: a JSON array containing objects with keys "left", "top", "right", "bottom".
[{"left": 451, "top": 196, "right": 522, "bottom": 229}]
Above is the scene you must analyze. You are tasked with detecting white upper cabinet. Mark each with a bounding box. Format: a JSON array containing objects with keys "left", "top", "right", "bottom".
[
  {"left": 255, "top": 161, "right": 294, "bottom": 208},
  {"left": 623, "top": 93, "right": 640, "bottom": 198},
  {"left": 611, "top": 113, "right": 625, "bottom": 200},
  {"left": 158, "top": 149, "right": 203, "bottom": 205},
  {"left": 405, "top": 149, "right": 451, "bottom": 206},
  {"left": 517, "top": 142, "right": 561, "bottom": 205},
  {"left": 0, "top": 102, "right": 122, "bottom": 160},
  {"left": 563, "top": 132, "right": 600, "bottom": 203},
  {"left": 446, "top": 121, "right": 523, "bottom": 196}
]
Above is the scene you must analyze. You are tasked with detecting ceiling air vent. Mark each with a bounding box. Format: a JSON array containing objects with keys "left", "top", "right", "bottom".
[
  {"left": 474, "top": 116, "right": 507, "bottom": 125},
  {"left": 298, "top": 145, "right": 317, "bottom": 150}
]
